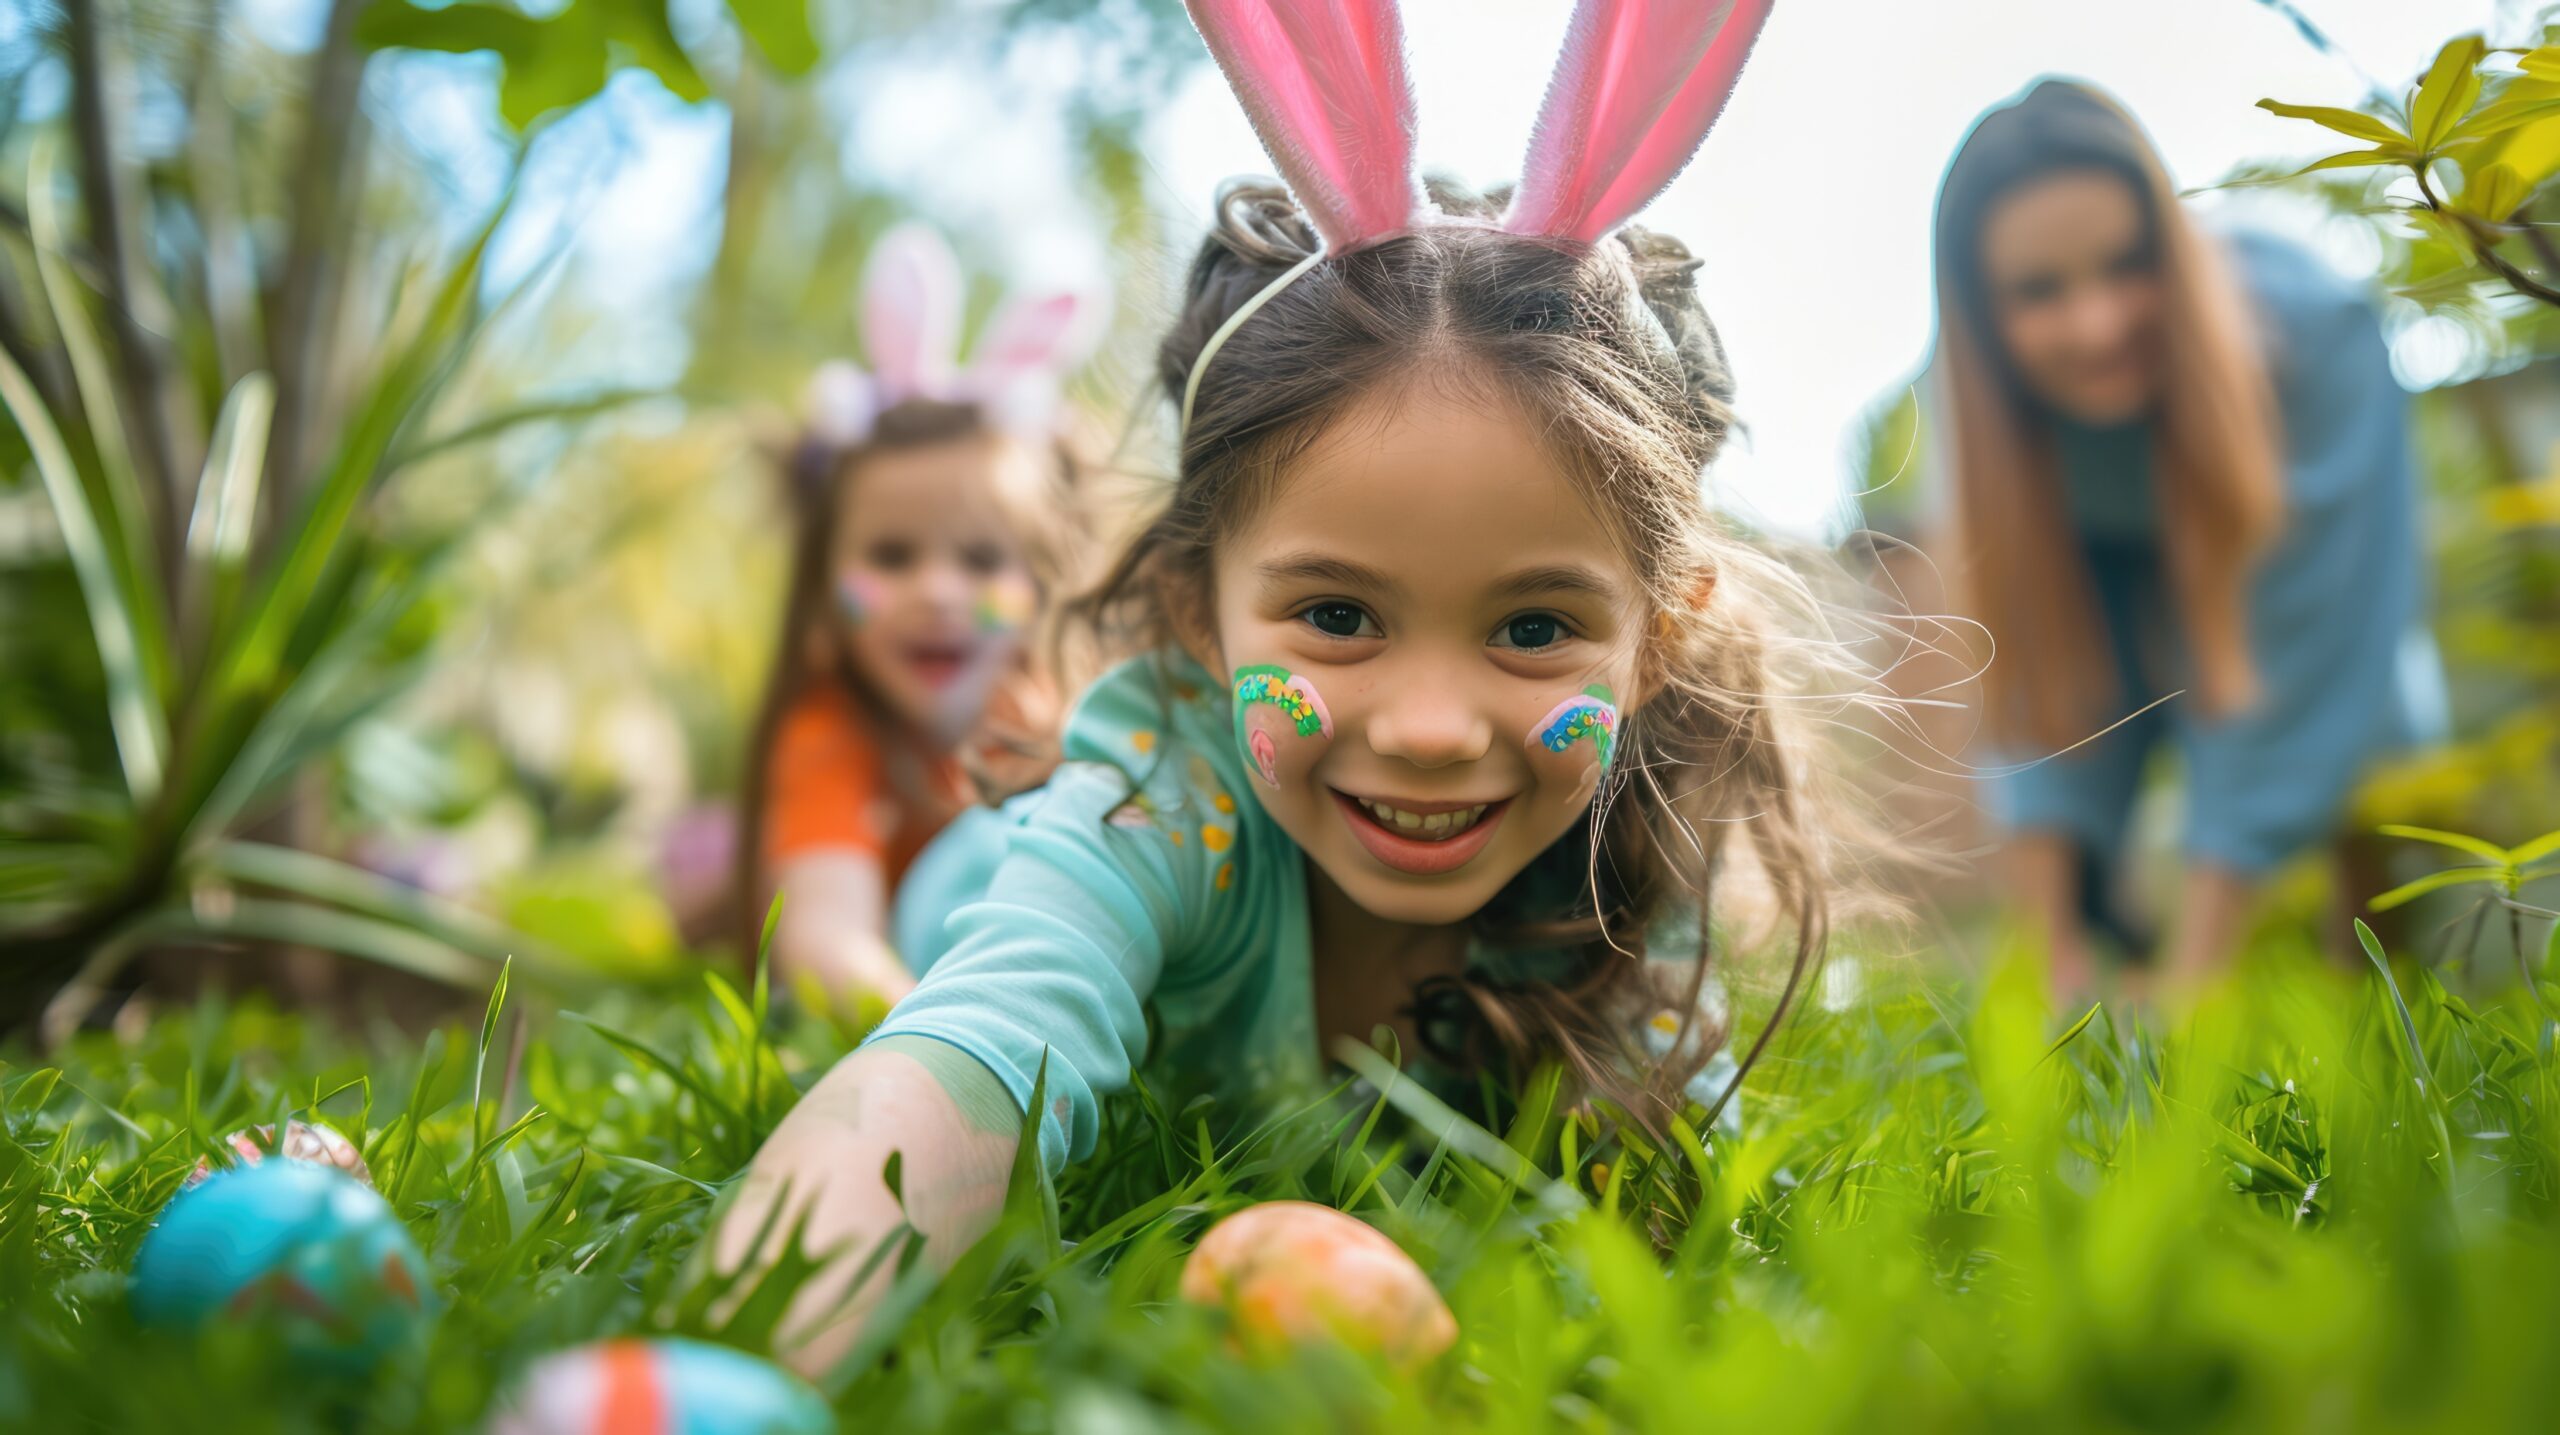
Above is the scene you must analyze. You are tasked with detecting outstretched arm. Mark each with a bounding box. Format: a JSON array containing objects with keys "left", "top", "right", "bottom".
[
  {"left": 712, "top": 1035, "right": 1019, "bottom": 1378},
  {"left": 770, "top": 850, "right": 916, "bottom": 1009}
]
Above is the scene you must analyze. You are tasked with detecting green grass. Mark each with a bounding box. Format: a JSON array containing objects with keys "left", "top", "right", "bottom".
[{"left": 4, "top": 929, "right": 2558, "bottom": 1433}]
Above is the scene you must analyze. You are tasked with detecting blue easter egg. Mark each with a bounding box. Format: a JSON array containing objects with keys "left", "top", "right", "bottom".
[
  {"left": 132, "top": 1159, "right": 433, "bottom": 1368},
  {"left": 490, "top": 1337, "right": 833, "bottom": 1435}
]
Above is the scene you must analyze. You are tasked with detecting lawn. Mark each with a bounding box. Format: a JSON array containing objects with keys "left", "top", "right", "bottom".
[{"left": 4, "top": 925, "right": 2555, "bottom": 1434}]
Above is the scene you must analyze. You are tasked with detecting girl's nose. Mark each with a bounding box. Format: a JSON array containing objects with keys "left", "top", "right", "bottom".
[
  {"left": 1363, "top": 663, "right": 1495, "bottom": 770},
  {"left": 919, "top": 561, "right": 974, "bottom": 609}
]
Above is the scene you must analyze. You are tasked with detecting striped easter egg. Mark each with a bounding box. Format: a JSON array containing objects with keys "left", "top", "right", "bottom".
[
  {"left": 131, "top": 1160, "right": 431, "bottom": 1370},
  {"left": 489, "top": 1337, "right": 833, "bottom": 1435}
]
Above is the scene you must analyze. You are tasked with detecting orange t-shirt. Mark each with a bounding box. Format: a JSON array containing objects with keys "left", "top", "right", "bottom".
[{"left": 763, "top": 687, "right": 971, "bottom": 897}]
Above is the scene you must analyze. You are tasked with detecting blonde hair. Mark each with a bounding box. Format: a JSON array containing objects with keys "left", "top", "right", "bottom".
[
  {"left": 1064, "top": 180, "right": 1887, "bottom": 1133},
  {"left": 1931, "top": 80, "right": 2284, "bottom": 750}
]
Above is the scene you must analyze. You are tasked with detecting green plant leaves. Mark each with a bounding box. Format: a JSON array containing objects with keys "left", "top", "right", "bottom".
[
  {"left": 2256, "top": 99, "right": 2409, "bottom": 146},
  {"left": 2459, "top": 162, "right": 2532, "bottom": 222},
  {"left": 2368, "top": 865, "right": 2503, "bottom": 912},
  {"left": 2377, "top": 823, "right": 2510, "bottom": 864},
  {"left": 0, "top": 344, "right": 167, "bottom": 807},
  {"left": 728, "top": 0, "right": 820, "bottom": 75},
  {"left": 358, "top": 0, "right": 817, "bottom": 130},
  {"left": 2411, "top": 35, "right": 2488, "bottom": 151}
]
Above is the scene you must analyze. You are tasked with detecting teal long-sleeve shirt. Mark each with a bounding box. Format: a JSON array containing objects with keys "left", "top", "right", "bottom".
[
  {"left": 866, "top": 652, "right": 1320, "bottom": 1174},
  {"left": 871, "top": 650, "right": 1739, "bottom": 1174}
]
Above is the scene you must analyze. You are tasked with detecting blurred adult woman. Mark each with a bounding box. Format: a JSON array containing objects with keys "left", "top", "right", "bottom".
[{"left": 1927, "top": 79, "right": 2439, "bottom": 991}]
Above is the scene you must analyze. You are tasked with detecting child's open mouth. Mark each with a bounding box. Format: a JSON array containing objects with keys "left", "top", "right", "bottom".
[
  {"left": 899, "top": 640, "right": 977, "bottom": 690},
  {"left": 1330, "top": 790, "right": 1510, "bottom": 876}
]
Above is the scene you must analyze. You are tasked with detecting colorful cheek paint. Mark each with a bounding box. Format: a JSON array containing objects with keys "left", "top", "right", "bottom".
[
  {"left": 973, "top": 574, "right": 1038, "bottom": 636},
  {"left": 835, "top": 571, "right": 887, "bottom": 629},
  {"left": 1528, "top": 684, "right": 1618, "bottom": 772},
  {"left": 1231, "top": 665, "right": 1333, "bottom": 789}
]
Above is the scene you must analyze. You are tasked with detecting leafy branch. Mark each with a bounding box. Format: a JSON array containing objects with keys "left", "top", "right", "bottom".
[{"left": 2263, "top": 34, "right": 2560, "bottom": 309}]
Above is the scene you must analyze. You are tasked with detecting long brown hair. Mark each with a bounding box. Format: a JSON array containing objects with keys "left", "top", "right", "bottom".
[
  {"left": 730, "top": 399, "right": 1082, "bottom": 958},
  {"left": 1931, "top": 79, "right": 2283, "bottom": 749},
  {"left": 1061, "top": 178, "right": 1864, "bottom": 1133}
]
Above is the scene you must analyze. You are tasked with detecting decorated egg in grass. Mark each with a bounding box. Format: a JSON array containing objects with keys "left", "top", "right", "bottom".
[
  {"left": 1179, "top": 1201, "right": 1457, "bottom": 1366},
  {"left": 132, "top": 1160, "right": 432, "bottom": 1368},
  {"left": 489, "top": 1338, "right": 833, "bottom": 1435},
  {"left": 183, "top": 1119, "right": 372, "bottom": 1189}
]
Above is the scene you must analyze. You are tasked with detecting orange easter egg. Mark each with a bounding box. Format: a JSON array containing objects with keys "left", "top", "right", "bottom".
[{"left": 1179, "top": 1201, "right": 1456, "bottom": 1365}]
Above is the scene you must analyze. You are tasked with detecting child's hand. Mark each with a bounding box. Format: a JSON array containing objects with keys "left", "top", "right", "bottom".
[
  {"left": 709, "top": 1039, "right": 1022, "bottom": 1377},
  {"left": 768, "top": 851, "right": 913, "bottom": 1017},
  {"left": 778, "top": 934, "right": 917, "bottom": 1018},
  {"left": 961, "top": 669, "right": 1066, "bottom": 802}
]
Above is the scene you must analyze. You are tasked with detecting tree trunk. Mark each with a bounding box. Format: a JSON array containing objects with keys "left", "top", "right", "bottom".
[
  {"left": 260, "top": 0, "right": 373, "bottom": 548},
  {"left": 64, "top": 0, "right": 183, "bottom": 592}
]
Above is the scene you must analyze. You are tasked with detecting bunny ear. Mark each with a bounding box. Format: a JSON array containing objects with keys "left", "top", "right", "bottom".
[
  {"left": 972, "top": 291, "right": 1097, "bottom": 375},
  {"left": 963, "top": 290, "right": 1101, "bottom": 434},
  {"left": 862, "top": 222, "right": 966, "bottom": 402},
  {"left": 1504, "top": 0, "right": 1774, "bottom": 244},
  {"left": 1184, "top": 0, "right": 1422, "bottom": 253}
]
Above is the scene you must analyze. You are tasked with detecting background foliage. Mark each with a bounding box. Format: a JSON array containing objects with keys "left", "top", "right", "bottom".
[{"left": 4, "top": 3, "right": 2560, "bottom": 1432}]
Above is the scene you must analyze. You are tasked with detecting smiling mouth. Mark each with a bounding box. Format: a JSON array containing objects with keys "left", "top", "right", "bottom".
[
  {"left": 1330, "top": 790, "right": 1511, "bottom": 877},
  {"left": 1351, "top": 796, "right": 1491, "bottom": 838},
  {"left": 898, "top": 640, "right": 976, "bottom": 689}
]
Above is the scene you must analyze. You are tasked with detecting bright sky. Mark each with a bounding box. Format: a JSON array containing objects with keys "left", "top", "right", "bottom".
[
  {"left": 1142, "top": 0, "right": 2463, "bottom": 533},
  {"left": 385, "top": 0, "right": 2474, "bottom": 534}
]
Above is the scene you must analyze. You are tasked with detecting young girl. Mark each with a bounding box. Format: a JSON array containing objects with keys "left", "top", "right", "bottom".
[
  {"left": 722, "top": 0, "right": 1835, "bottom": 1369},
  {"left": 734, "top": 223, "right": 1092, "bottom": 1008}
]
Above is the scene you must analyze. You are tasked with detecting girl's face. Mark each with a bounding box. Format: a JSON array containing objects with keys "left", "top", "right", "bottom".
[
  {"left": 1979, "top": 167, "right": 2163, "bottom": 425},
  {"left": 1207, "top": 381, "right": 1649, "bottom": 928},
  {"left": 829, "top": 434, "right": 1041, "bottom": 745}
]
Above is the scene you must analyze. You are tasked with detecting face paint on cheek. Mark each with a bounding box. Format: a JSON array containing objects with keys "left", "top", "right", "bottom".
[
  {"left": 1231, "top": 665, "right": 1333, "bottom": 789},
  {"left": 835, "top": 571, "right": 886, "bottom": 629},
  {"left": 973, "top": 573, "right": 1037, "bottom": 637},
  {"left": 1527, "top": 684, "right": 1618, "bottom": 780}
]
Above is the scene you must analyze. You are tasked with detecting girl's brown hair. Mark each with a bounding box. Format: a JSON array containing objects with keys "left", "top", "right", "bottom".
[
  {"left": 731, "top": 399, "right": 1083, "bottom": 958},
  {"left": 1063, "top": 178, "right": 1864, "bottom": 1133},
  {"left": 1931, "top": 79, "right": 2284, "bottom": 750}
]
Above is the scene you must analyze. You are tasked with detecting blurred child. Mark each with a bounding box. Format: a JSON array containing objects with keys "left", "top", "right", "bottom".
[
  {"left": 722, "top": 0, "right": 1860, "bottom": 1371},
  {"left": 732, "top": 224, "right": 1093, "bottom": 1009}
]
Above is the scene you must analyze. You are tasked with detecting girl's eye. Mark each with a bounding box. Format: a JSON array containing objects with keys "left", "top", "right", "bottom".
[
  {"left": 1301, "top": 601, "right": 1380, "bottom": 639},
  {"left": 866, "top": 540, "right": 916, "bottom": 571},
  {"left": 960, "top": 543, "right": 1008, "bottom": 576},
  {"left": 1492, "top": 612, "right": 1572, "bottom": 651}
]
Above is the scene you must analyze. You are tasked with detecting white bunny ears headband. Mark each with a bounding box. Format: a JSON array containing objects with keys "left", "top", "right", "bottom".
[
  {"left": 803, "top": 222, "right": 1101, "bottom": 450},
  {"left": 1178, "top": 0, "right": 1775, "bottom": 434}
]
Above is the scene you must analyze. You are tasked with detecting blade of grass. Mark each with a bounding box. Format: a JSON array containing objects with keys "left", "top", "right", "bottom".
[
  {"left": 560, "top": 1013, "right": 745, "bottom": 1138},
  {"left": 466, "top": 957, "right": 512, "bottom": 1195},
  {"left": 1331, "top": 1036, "right": 1570, "bottom": 1212},
  {"left": 2038, "top": 1003, "right": 2104, "bottom": 1066},
  {"left": 2354, "top": 919, "right": 2457, "bottom": 1178}
]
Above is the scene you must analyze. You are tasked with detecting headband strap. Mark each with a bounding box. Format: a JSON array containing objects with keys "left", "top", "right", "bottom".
[{"left": 1178, "top": 247, "right": 1327, "bottom": 440}]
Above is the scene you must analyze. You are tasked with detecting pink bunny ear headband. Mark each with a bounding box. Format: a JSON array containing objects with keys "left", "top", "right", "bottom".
[
  {"left": 804, "top": 221, "right": 1102, "bottom": 449},
  {"left": 1178, "top": 0, "right": 1774, "bottom": 436}
]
